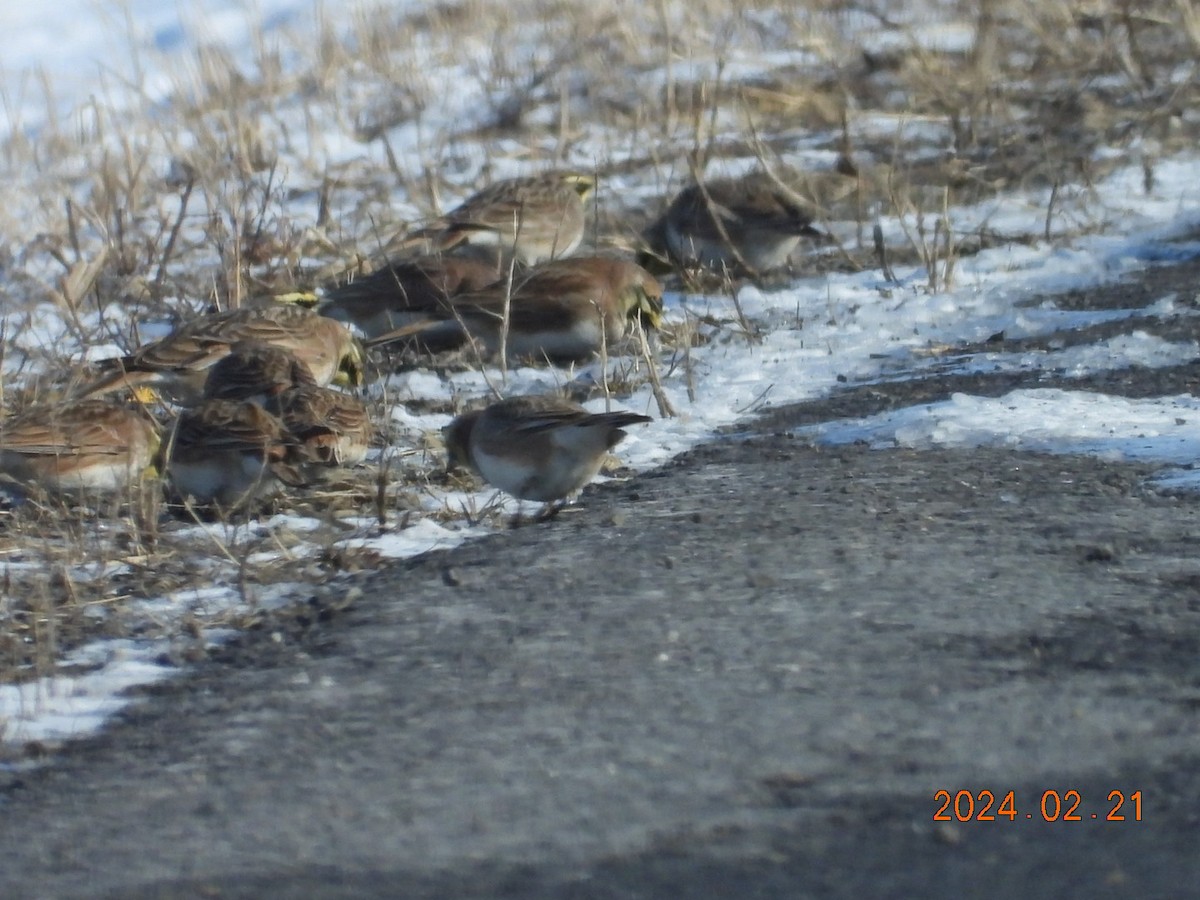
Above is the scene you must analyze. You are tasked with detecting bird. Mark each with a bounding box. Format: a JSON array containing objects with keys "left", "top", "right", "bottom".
[
  {"left": 369, "top": 257, "right": 664, "bottom": 363},
  {"left": 443, "top": 395, "right": 652, "bottom": 509},
  {"left": 652, "top": 171, "right": 822, "bottom": 273},
  {"left": 403, "top": 172, "right": 595, "bottom": 265},
  {"left": 165, "top": 399, "right": 308, "bottom": 510},
  {"left": 319, "top": 254, "right": 503, "bottom": 339},
  {"left": 0, "top": 399, "right": 160, "bottom": 496},
  {"left": 273, "top": 384, "right": 372, "bottom": 467},
  {"left": 80, "top": 305, "right": 365, "bottom": 405},
  {"left": 201, "top": 341, "right": 320, "bottom": 406}
]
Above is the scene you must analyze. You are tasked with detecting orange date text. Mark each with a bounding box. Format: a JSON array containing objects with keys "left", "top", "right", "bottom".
[{"left": 933, "top": 789, "right": 1142, "bottom": 822}]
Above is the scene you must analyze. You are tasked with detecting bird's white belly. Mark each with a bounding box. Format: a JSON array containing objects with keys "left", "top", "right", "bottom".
[
  {"left": 0, "top": 452, "right": 140, "bottom": 493},
  {"left": 471, "top": 446, "right": 601, "bottom": 502}
]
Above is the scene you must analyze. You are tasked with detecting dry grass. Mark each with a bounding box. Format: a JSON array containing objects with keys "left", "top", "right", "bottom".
[{"left": 1, "top": 0, "right": 1197, "bottom": 729}]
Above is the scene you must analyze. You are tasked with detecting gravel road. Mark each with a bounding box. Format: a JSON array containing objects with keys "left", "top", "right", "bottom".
[{"left": 1, "top": 259, "right": 1200, "bottom": 899}]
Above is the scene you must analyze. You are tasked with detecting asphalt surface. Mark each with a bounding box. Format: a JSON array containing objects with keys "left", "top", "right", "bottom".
[{"left": 2, "top": 259, "right": 1200, "bottom": 899}]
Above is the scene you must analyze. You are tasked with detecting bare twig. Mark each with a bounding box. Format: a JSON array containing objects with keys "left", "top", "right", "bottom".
[
  {"left": 637, "top": 322, "right": 676, "bottom": 418},
  {"left": 154, "top": 176, "right": 194, "bottom": 293}
]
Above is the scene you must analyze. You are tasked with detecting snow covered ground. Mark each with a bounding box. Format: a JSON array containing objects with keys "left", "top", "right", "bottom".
[{"left": 2, "top": 1, "right": 1199, "bottom": 750}]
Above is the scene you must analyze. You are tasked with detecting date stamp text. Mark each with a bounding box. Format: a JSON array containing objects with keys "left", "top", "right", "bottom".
[{"left": 933, "top": 789, "right": 1142, "bottom": 822}]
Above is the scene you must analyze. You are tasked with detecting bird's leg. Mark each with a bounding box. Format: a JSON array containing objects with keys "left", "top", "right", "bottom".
[{"left": 535, "top": 499, "right": 568, "bottom": 522}]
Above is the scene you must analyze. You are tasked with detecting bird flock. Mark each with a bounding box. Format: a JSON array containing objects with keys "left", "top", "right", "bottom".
[{"left": 0, "top": 169, "right": 819, "bottom": 520}]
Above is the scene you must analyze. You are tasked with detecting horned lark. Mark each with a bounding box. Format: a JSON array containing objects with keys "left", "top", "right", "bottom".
[
  {"left": 202, "top": 341, "right": 319, "bottom": 406},
  {"left": 408, "top": 172, "right": 594, "bottom": 265},
  {"left": 373, "top": 257, "right": 664, "bottom": 363},
  {"left": 166, "top": 399, "right": 307, "bottom": 509},
  {"left": 656, "top": 172, "right": 821, "bottom": 273},
  {"left": 0, "top": 399, "right": 160, "bottom": 495},
  {"left": 274, "top": 384, "right": 372, "bottom": 467},
  {"left": 443, "top": 395, "right": 651, "bottom": 505},
  {"left": 319, "top": 255, "right": 503, "bottom": 339},
  {"left": 83, "top": 305, "right": 364, "bottom": 405}
]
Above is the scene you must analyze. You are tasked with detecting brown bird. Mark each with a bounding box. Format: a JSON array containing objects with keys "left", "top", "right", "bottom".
[
  {"left": 405, "top": 172, "right": 595, "bottom": 265},
  {"left": 443, "top": 394, "right": 651, "bottom": 506},
  {"left": 81, "top": 305, "right": 365, "bottom": 405},
  {"left": 165, "top": 399, "right": 307, "bottom": 510},
  {"left": 201, "top": 341, "right": 320, "bottom": 406},
  {"left": 371, "top": 257, "right": 664, "bottom": 364},
  {"left": 319, "top": 254, "right": 503, "bottom": 339},
  {"left": 0, "top": 398, "right": 160, "bottom": 496},
  {"left": 654, "top": 171, "right": 821, "bottom": 273},
  {"left": 274, "top": 384, "right": 372, "bottom": 467}
]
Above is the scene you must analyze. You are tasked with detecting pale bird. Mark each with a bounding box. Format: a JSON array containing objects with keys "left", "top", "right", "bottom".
[{"left": 444, "top": 395, "right": 651, "bottom": 509}]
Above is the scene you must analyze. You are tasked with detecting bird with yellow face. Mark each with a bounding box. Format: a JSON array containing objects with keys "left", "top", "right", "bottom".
[
  {"left": 81, "top": 305, "right": 364, "bottom": 405},
  {"left": 370, "top": 257, "right": 663, "bottom": 364}
]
